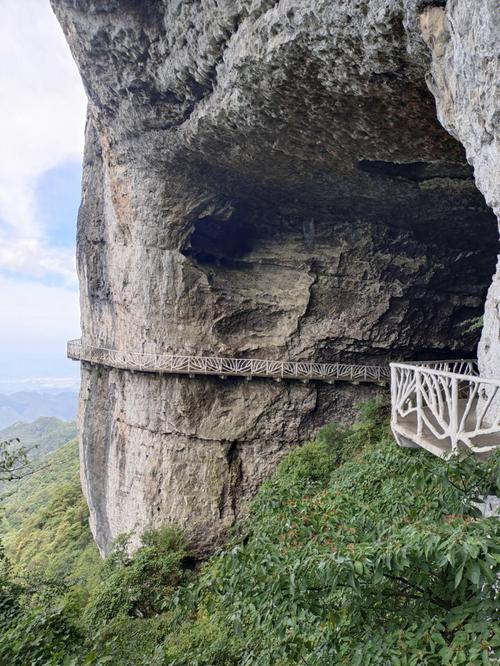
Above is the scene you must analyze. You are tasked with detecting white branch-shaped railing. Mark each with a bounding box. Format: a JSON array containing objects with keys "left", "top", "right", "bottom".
[
  {"left": 391, "top": 360, "right": 500, "bottom": 455},
  {"left": 67, "top": 339, "right": 390, "bottom": 384}
]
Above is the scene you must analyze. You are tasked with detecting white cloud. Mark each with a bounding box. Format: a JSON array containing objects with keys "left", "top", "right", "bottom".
[
  {"left": 0, "top": 274, "right": 81, "bottom": 382},
  {"left": 0, "top": 237, "right": 77, "bottom": 285},
  {"left": 0, "top": 275, "right": 80, "bottom": 346},
  {"left": 0, "top": 0, "right": 86, "bottom": 283}
]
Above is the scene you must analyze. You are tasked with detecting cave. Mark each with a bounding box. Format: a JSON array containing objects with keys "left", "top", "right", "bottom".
[
  {"left": 182, "top": 208, "right": 257, "bottom": 266},
  {"left": 175, "top": 162, "right": 498, "bottom": 365}
]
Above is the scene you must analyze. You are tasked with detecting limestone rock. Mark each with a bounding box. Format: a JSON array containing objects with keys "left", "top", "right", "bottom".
[
  {"left": 51, "top": 0, "right": 499, "bottom": 555},
  {"left": 419, "top": 1, "right": 499, "bottom": 379}
]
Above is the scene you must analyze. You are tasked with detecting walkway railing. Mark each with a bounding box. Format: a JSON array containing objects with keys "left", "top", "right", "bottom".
[
  {"left": 67, "top": 339, "right": 390, "bottom": 385},
  {"left": 391, "top": 360, "right": 500, "bottom": 456}
]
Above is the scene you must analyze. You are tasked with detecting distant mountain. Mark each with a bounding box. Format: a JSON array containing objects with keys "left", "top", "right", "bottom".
[
  {"left": 0, "top": 377, "right": 80, "bottom": 394},
  {"left": 0, "top": 416, "right": 77, "bottom": 461},
  {"left": 0, "top": 391, "right": 78, "bottom": 429}
]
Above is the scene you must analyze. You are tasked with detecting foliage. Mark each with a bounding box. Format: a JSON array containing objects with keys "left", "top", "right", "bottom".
[
  {"left": 162, "top": 615, "right": 245, "bottom": 666},
  {"left": 0, "top": 435, "right": 97, "bottom": 665},
  {"left": 2, "top": 439, "right": 101, "bottom": 589},
  {"left": 85, "top": 616, "right": 170, "bottom": 666},
  {"left": 0, "top": 595, "right": 82, "bottom": 666},
  {"left": 0, "top": 418, "right": 77, "bottom": 497},
  {"left": 0, "top": 437, "right": 32, "bottom": 482},
  {"left": 160, "top": 401, "right": 500, "bottom": 665},
  {"left": 1, "top": 400, "right": 499, "bottom": 665},
  {"left": 83, "top": 527, "right": 190, "bottom": 629},
  {"left": 0, "top": 525, "right": 82, "bottom": 666}
]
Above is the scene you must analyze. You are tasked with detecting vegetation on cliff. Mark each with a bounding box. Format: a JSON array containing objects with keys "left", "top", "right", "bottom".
[
  {"left": 0, "top": 403, "right": 499, "bottom": 665},
  {"left": 2, "top": 439, "right": 100, "bottom": 587}
]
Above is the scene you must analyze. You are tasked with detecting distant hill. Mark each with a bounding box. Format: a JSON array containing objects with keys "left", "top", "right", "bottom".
[
  {"left": 0, "top": 417, "right": 77, "bottom": 497},
  {"left": 0, "top": 416, "right": 77, "bottom": 460},
  {"left": 1, "top": 438, "right": 101, "bottom": 584},
  {"left": 0, "top": 391, "right": 77, "bottom": 429}
]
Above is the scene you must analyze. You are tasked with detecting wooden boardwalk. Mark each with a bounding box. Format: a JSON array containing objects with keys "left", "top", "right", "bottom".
[
  {"left": 68, "top": 342, "right": 500, "bottom": 458},
  {"left": 67, "top": 339, "right": 390, "bottom": 385}
]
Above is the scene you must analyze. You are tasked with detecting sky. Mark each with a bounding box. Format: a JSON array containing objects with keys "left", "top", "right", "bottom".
[{"left": 0, "top": 0, "right": 86, "bottom": 387}]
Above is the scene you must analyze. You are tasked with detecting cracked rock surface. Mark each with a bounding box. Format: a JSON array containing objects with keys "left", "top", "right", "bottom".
[{"left": 52, "top": 0, "right": 499, "bottom": 555}]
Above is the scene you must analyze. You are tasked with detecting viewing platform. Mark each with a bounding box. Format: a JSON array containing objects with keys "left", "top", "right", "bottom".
[
  {"left": 67, "top": 339, "right": 390, "bottom": 385},
  {"left": 391, "top": 360, "right": 500, "bottom": 458}
]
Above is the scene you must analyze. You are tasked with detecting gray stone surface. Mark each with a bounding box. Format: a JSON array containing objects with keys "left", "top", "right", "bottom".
[
  {"left": 419, "top": 2, "right": 499, "bottom": 380},
  {"left": 51, "top": 0, "right": 499, "bottom": 555}
]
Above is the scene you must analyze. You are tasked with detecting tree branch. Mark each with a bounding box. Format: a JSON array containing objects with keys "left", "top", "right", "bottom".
[{"left": 383, "top": 573, "right": 451, "bottom": 610}]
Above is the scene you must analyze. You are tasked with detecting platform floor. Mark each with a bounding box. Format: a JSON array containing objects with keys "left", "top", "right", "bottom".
[{"left": 392, "top": 399, "right": 500, "bottom": 459}]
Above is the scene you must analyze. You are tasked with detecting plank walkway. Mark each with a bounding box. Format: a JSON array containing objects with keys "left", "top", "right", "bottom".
[
  {"left": 67, "top": 339, "right": 390, "bottom": 385},
  {"left": 68, "top": 341, "right": 500, "bottom": 459}
]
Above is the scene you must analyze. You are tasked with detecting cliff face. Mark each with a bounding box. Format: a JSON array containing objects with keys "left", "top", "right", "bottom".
[
  {"left": 52, "top": 0, "right": 499, "bottom": 555},
  {"left": 418, "top": 2, "right": 500, "bottom": 381}
]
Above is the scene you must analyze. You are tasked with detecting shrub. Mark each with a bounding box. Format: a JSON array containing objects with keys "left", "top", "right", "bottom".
[
  {"left": 0, "top": 602, "right": 81, "bottom": 666},
  {"left": 0, "top": 553, "right": 82, "bottom": 665},
  {"left": 160, "top": 402, "right": 500, "bottom": 664},
  {"left": 83, "top": 527, "right": 190, "bottom": 629}
]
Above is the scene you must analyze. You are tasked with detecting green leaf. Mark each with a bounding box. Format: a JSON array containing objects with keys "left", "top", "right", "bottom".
[
  {"left": 454, "top": 565, "right": 464, "bottom": 588},
  {"left": 353, "top": 561, "right": 364, "bottom": 575},
  {"left": 468, "top": 561, "right": 481, "bottom": 586}
]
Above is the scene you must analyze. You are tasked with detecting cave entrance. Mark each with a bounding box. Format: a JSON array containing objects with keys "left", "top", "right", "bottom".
[{"left": 182, "top": 204, "right": 257, "bottom": 266}]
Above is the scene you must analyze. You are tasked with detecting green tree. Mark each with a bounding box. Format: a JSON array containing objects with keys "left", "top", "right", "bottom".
[
  {"left": 0, "top": 438, "right": 32, "bottom": 482},
  {"left": 83, "top": 527, "right": 191, "bottom": 629},
  {"left": 0, "top": 438, "right": 84, "bottom": 665}
]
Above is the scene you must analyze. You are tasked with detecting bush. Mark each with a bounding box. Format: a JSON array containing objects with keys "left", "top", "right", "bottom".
[
  {"left": 0, "top": 602, "right": 81, "bottom": 666},
  {"left": 163, "top": 615, "right": 244, "bottom": 665},
  {"left": 160, "top": 402, "right": 500, "bottom": 665},
  {"left": 0, "top": 553, "right": 82, "bottom": 665},
  {"left": 83, "top": 527, "right": 190, "bottom": 629},
  {"left": 86, "top": 616, "right": 170, "bottom": 666}
]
